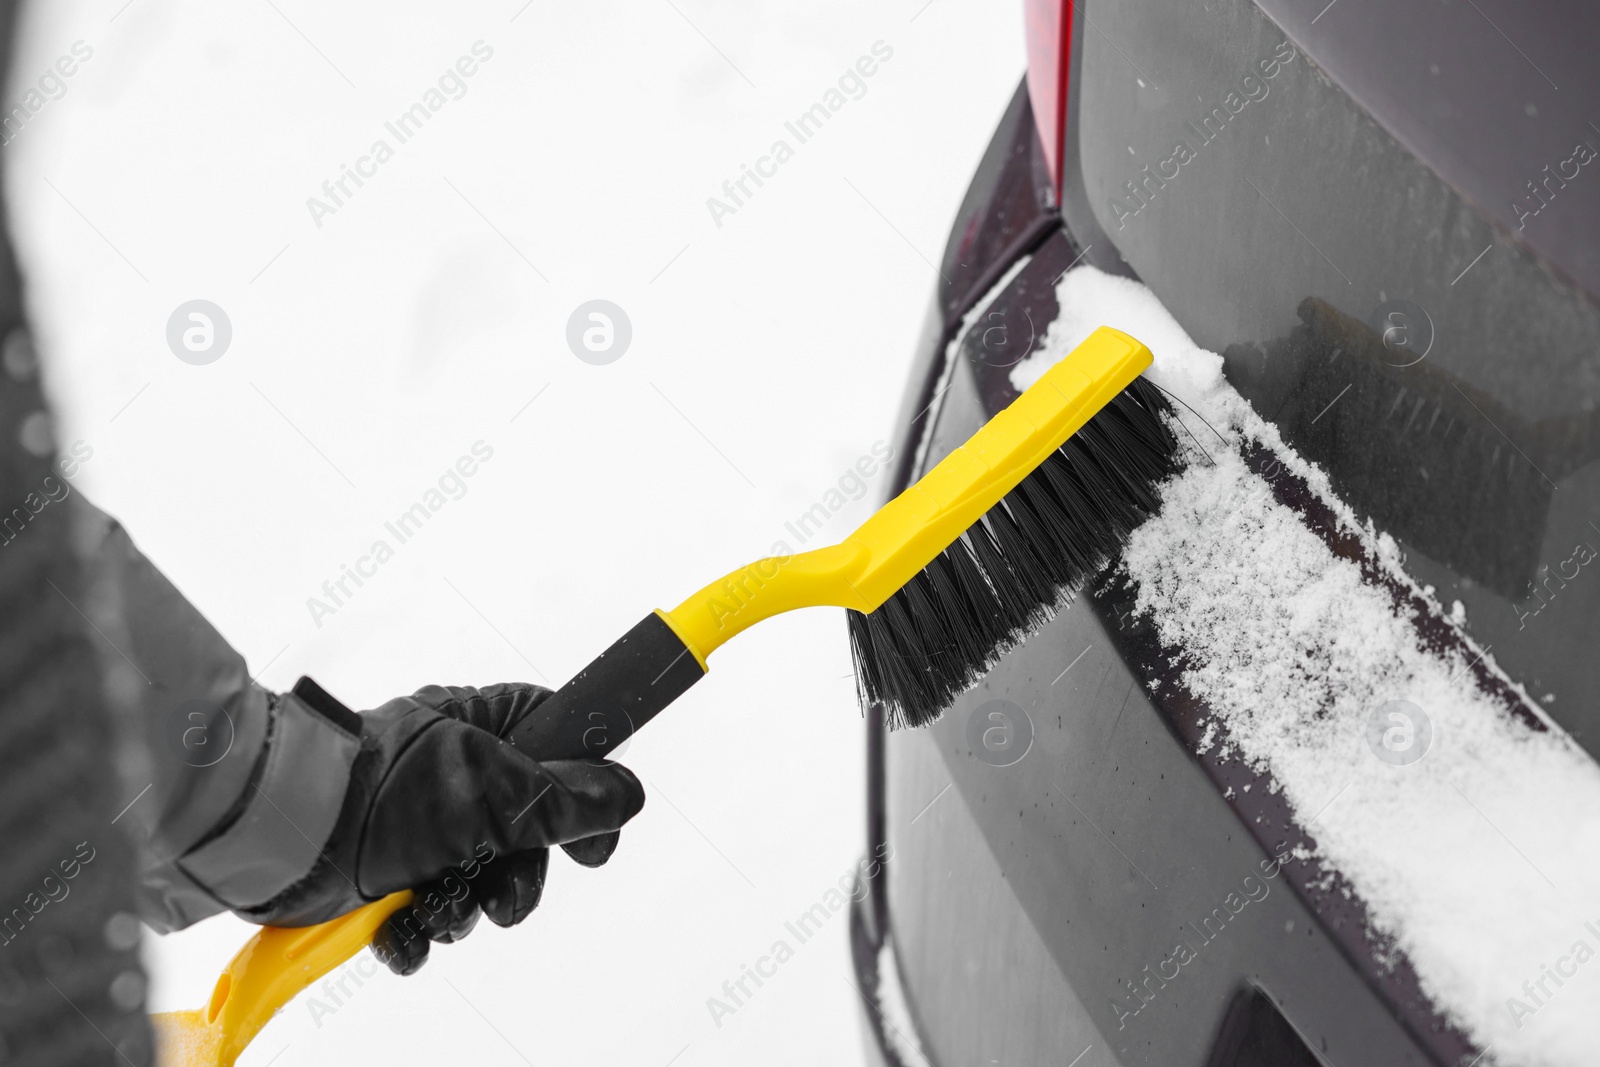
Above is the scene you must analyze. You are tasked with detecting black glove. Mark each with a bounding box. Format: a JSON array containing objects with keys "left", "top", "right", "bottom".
[{"left": 239, "top": 682, "right": 644, "bottom": 975}]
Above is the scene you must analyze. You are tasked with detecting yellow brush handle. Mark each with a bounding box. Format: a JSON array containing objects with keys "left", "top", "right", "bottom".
[
  {"left": 661, "top": 325, "right": 1152, "bottom": 663},
  {"left": 152, "top": 891, "right": 412, "bottom": 1067}
]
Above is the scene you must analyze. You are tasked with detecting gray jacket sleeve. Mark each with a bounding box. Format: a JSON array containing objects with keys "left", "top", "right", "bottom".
[{"left": 72, "top": 499, "right": 361, "bottom": 932}]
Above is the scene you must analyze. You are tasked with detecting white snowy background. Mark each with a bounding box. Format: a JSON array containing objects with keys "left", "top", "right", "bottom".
[{"left": 4, "top": 2, "right": 1022, "bottom": 1064}]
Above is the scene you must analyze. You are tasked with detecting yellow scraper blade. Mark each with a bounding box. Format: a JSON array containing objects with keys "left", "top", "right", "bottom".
[{"left": 152, "top": 892, "right": 412, "bottom": 1067}]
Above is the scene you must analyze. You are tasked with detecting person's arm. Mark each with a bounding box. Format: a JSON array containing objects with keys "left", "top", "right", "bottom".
[
  {"left": 73, "top": 498, "right": 645, "bottom": 974},
  {"left": 71, "top": 498, "right": 359, "bottom": 932}
]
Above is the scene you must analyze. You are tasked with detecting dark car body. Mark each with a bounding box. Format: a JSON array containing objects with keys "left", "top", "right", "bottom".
[{"left": 851, "top": 1, "right": 1600, "bottom": 1064}]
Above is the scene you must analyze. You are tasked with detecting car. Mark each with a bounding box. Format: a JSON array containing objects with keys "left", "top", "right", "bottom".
[{"left": 849, "top": 1, "right": 1600, "bottom": 1065}]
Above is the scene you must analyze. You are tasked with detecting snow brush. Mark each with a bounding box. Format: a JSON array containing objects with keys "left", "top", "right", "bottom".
[{"left": 151, "top": 326, "right": 1178, "bottom": 1066}]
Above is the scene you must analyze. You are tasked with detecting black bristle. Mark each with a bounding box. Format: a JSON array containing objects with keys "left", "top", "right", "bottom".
[
  {"left": 982, "top": 500, "right": 1060, "bottom": 612},
  {"left": 847, "top": 377, "right": 1180, "bottom": 729},
  {"left": 1033, "top": 452, "right": 1109, "bottom": 559},
  {"left": 964, "top": 519, "right": 1037, "bottom": 637},
  {"left": 944, "top": 535, "right": 1012, "bottom": 648},
  {"left": 873, "top": 590, "right": 937, "bottom": 720},
  {"left": 1014, "top": 473, "right": 1092, "bottom": 581}
]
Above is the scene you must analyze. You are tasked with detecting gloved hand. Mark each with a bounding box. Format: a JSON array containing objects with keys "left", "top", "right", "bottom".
[{"left": 239, "top": 682, "right": 644, "bottom": 975}]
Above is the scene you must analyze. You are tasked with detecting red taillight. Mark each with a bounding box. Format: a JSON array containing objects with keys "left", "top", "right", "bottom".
[{"left": 1024, "top": 0, "right": 1071, "bottom": 201}]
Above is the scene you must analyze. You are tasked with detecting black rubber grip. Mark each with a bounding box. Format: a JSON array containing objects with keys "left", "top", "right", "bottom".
[{"left": 508, "top": 612, "right": 705, "bottom": 761}]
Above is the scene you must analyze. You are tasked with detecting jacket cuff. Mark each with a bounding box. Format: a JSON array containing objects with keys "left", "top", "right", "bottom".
[{"left": 176, "top": 678, "right": 361, "bottom": 909}]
